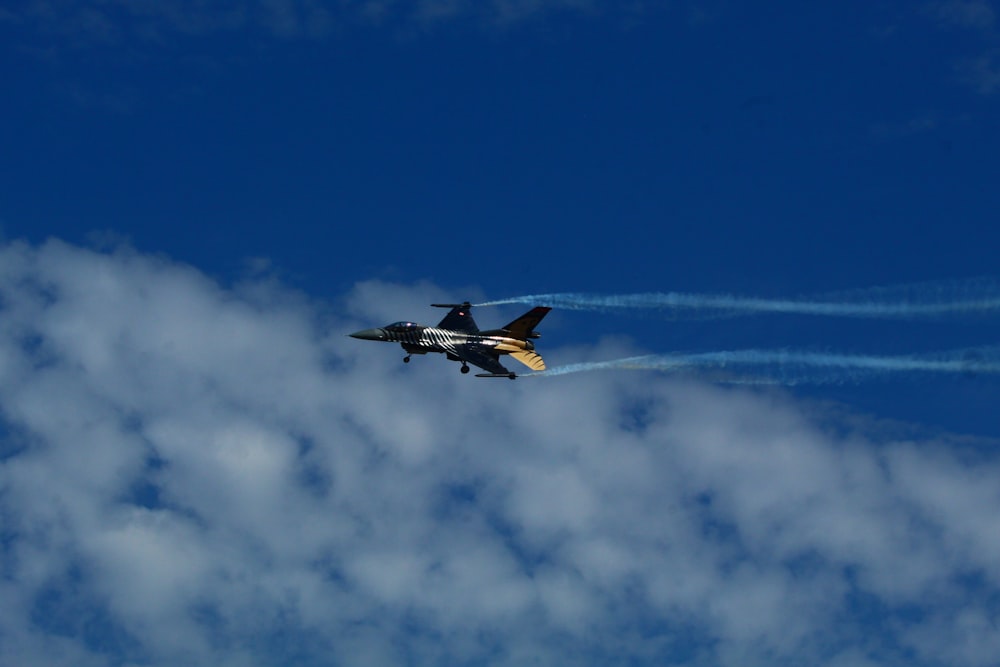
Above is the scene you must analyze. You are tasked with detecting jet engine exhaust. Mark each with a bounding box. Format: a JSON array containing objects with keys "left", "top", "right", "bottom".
[
  {"left": 476, "top": 278, "right": 1000, "bottom": 320},
  {"left": 523, "top": 347, "right": 1000, "bottom": 384}
]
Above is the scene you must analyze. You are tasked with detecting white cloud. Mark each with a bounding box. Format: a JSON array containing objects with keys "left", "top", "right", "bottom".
[
  {"left": 3, "top": 0, "right": 652, "bottom": 42},
  {"left": 2, "top": 239, "right": 1000, "bottom": 666},
  {"left": 925, "top": 0, "right": 996, "bottom": 30},
  {"left": 959, "top": 53, "right": 1000, "bottom": 94},
  {"left": 921, "top": 1, "right": 1000, "bottom": 95}
]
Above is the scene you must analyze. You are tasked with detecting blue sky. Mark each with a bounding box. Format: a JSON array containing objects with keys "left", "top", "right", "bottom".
[{"left": 3, "top": 2, "right": 1000, "bottom": 666}]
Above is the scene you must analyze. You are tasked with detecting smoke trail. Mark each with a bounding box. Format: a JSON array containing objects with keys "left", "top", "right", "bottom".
[
  {"left": 477, "top": 278, "right": 1000, "bottom": 319},
  {"left": 525, "top": 347, "right": 1000, "bottom": 384}
]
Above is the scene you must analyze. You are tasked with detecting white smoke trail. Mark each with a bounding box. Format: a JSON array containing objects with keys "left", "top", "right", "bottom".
[
  {"left": 477, "top": 278, "right": 1000, "bottom": 319},
  {"left": 524, "top": 347, "right": 1000, "bottom": 384}
]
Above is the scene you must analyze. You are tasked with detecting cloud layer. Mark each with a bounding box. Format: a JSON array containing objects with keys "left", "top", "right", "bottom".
[
  {"left": 2, "top": 239, "right": 1000, "bottom": 666},
  {"left": 1, "top": 0, "right": 638, "bottom": 42}
]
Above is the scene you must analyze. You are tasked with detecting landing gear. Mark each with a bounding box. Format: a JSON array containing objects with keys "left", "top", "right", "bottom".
[
  {"left": 403, "top": 355, "right": 411, "bottom": 363},
  {"left": 460, "top": 364, "right": 470, "bottom": 374}
]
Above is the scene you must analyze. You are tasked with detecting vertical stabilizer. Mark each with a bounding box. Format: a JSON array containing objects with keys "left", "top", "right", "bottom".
[
  {"left": 503, "top": 307, "right": 551, "bottom": 339},
  {"left": 433, "top": 303, "right": 479, "bottom": 333}
]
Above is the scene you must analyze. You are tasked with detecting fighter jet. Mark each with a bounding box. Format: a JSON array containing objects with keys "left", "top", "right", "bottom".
[{"left": 349, "top": 302, "right": 551, "bottom": 379}]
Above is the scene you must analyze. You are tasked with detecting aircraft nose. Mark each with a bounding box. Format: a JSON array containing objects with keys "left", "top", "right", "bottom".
[{"left": 349, "top": 328, "right": 388, "bottom": 341}]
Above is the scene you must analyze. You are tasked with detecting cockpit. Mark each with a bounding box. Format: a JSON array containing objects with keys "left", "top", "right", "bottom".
[{"left": 384, "top": 321, "right": 419, "bottom": 332}]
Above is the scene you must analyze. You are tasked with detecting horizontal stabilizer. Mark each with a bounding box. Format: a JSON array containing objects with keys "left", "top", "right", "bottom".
[{"left": 509, "top": 350, "right": 546, "bottom": 371}]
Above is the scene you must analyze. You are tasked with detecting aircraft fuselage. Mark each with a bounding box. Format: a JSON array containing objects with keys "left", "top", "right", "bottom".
[
  {"left": 349, "top": 303, "right": 550, "bottom": 378},
  {"left": 350, "top": 325, "right": 534, "bottom": 356}
]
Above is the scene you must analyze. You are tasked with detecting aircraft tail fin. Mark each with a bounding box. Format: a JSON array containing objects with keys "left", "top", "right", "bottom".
[
  {"left": 509, "top": 350, "right": 546, "bottom": 371},
  {"left": 503, "top": 307, "right": 551, "bottom": 340},
  {"left": 434, "top": 302, "right": 478, "bottom": 333}
]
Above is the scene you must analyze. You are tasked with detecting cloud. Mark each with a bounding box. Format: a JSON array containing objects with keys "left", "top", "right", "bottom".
[
  {"left": 0, "top": 0, "right": 652, "bottom": 44},
  {"left": 921, "top": 1, "right": 1000, "bottom": 95},
  {"left": 2, "top": 239, "right": 1000, "bottom": 666},
  {"left": 958, "top": 52, "right": 1000, "bottom": 94},
  {"left": 925, "top": 0, "right": 996, "bottom": 31}
]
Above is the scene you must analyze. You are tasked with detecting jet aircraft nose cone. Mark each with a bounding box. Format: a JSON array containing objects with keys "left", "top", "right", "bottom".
[{"left": 349, "top": 328, "right": 388, "bottom": 341}]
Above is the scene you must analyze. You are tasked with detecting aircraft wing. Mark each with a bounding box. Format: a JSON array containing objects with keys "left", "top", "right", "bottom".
[
  {"left": 455, "top": 346, "right": 511, "bottom": 376},
  {"left": 503, "top": 306, "right": 551, "bottom": 339}
]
